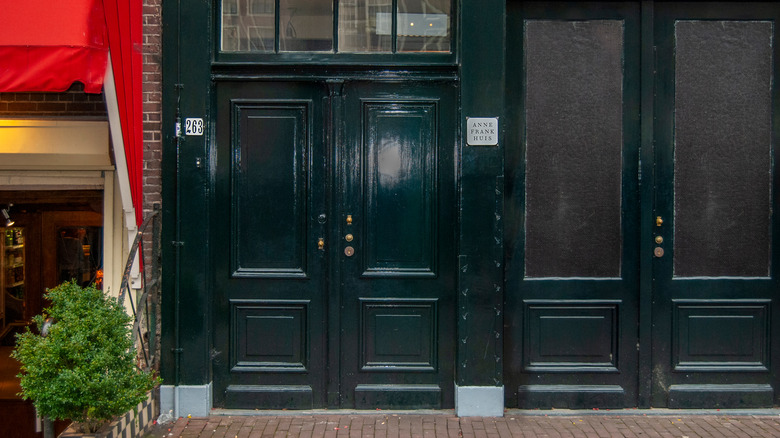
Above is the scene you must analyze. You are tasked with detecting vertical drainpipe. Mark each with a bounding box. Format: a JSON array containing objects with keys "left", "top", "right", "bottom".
[{"left": 172, "top": 0, "right": 183, "bottom": 416}]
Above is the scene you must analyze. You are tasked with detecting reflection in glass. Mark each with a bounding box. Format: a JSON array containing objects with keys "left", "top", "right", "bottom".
[
  {"left": 280, "top": 0, "right": 333, "bottom": 52},
  {"left": 397, "top": 0, "right": 450, "bottom": 52},
  {"left": 57, "top": 227, "right": 103, "bottom": 289},
  {"left": 338, "top": 0, "right": 392, "bottom": 52},
  {"left": 221, "top": 0, "right": 275, "bottom": 52}
]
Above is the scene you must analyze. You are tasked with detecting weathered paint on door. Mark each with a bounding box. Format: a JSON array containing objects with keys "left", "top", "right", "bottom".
[
  {"left": 505, "top": 1, "right": 780, "bottom": 408},
  {"left": 651, "top": 2, "right": 780, "bottom": 408},
  {"left": 504, "top": 1, "right": 641, "bottom": 408}
]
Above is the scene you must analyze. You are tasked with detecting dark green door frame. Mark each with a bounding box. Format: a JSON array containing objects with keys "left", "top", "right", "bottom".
[
  {"left": 503, "top": 0, "right": 780, "bottom": 409},
  {"left": 161, "top": 0, "right": 511, "bottom": 414}
]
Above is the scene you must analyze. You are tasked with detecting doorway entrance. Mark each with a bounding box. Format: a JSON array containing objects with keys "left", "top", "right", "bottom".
[
  {"left": 504, "top": 1, "right": 780, "bottom": 408},
  {"left": 0, "top": 191, "right": 103, "bottom": 437},
  {"left": 211, "top": 80, "right": 458, "bottom": 409}
]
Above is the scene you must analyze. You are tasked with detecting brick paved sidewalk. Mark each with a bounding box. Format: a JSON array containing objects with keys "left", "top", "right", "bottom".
[{"left": 147, "top": 413, "right": 780, "bottom": 438}]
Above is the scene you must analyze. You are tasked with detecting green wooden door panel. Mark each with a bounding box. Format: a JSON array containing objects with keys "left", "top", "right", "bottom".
[
  {"left": 211, "top": 80, "right": 457, "bottom": 409},
  {"left": 339, "top": 81, "right": 457, "bottom": 408},
  {"left": 231, "top": 103, "right": 310, "bottom": 277},
  {"left": 651, "top": 2, "right": 780, "bottom": 408},
  {"left": 506, "top": 0, "right": 780, "bottom": 409},
  {"left": 362, "top": 102, "right": 438, "bottom": 276},
  {"left": 504, "top": 1, "right": 641, "bottom": 409},
  {"left": 213, "top": 82, "right": 329, "bottom": 409}
]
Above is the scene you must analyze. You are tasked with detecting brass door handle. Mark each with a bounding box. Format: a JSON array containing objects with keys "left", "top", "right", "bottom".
[
  {"left": 656, "top": 216, "right": 663, "bottom": 227},
  {"left": 318, "top": 238, "right": 325, "bottom": 251}
]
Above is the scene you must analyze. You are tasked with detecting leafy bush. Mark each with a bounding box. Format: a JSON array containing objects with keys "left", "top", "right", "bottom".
[{"left": 12, "top": 281, "right": 160, "bottom": 433}]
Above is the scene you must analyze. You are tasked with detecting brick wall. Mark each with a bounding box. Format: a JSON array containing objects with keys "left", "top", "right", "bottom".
[
  {"left": 0, "top": 83, "right": 107, "bottom": 117},
  {"left": 143, "top": 0, "right": 163, "bottom": 219}
]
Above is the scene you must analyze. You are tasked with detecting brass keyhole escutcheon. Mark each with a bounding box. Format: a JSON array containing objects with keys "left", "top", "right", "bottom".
[
  {"left": 654, "top": 247, "right": 664, "bottom": 258},
  {"left": 655, "top": 236, "right": 663, "bottom": 244},
  {"left": 317, "top": 238, "right": 325, "bottom": 251},
  {"left": 345, "top": 234, "right": 354, "bottom": 242},
  {"left": 344, "top": 246, "right": 355, "bottom": 257}
]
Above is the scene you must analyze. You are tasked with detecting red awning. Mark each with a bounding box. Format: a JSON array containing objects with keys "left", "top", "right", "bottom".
[
  {"left": 0, "top": 0, "right": 143, "bottom": 226},
  {"left": 0, "top": 0, "right": 108, "bottom": 93},
  {"left": 103, "top": 0, "right": 144, "bottom": 226}
]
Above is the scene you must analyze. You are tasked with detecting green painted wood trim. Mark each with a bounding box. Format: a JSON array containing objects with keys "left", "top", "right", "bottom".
[
  {"left": 638, "top": 0, "right": 655, "bottom": 409},
  {"left": 457, "top": 0, "right": 505, "bottom": 387},
  {"left": 159, "top": 0, "right": 180, "bottom": 386},
  {"left": 161, "top": 0, "right": 214, "bottom": 386}
]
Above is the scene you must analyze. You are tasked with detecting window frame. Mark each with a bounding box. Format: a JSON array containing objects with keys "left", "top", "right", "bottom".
[{"left": 213, "top": 0, "right": 458, "bottom": 65}]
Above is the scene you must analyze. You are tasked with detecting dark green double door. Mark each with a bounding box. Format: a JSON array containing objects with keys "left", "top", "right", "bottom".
[
  {"left": 212, "top": 80, "right": 457, "bottom": 409},
  {"left": 505, "top": 2, "right": 780, "bottom": 408}
]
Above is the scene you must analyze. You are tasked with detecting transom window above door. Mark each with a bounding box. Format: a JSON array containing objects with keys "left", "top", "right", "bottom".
[{"left": 220, "top": 0, "right": 452, "bottom": 55}]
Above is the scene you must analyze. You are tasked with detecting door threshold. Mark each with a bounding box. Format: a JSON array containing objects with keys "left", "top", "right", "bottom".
[
  {"left": 210, "top": 408, "right": 457, "bottom": 416},
  {"left": 504, "top": 408, "right": 780, "bottom": 417}
]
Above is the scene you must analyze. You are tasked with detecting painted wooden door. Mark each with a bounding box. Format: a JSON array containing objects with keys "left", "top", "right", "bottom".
[
  {"left": 212, "top": 80, "right": 457, "bottom": 409},
  {"left": 212, "top": 82, "right": 330, "bottom": 408},
  {"left": 651, "top": 2, "right": 780, "bottom": 408},
  {"left": 337, "top": 81, "right": 458, "bottom": 408},
  {"left": 505, "top": 1, "right": 780, "bottom": 409},
  {"left": 504, "top": 1, "right": 642, "bottom": 408}
]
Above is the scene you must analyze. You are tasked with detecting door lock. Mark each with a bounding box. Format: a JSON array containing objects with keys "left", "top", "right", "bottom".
[
  {"left": 654, "top": 247, "right": 664, "bottom": 258},
  {"left": 344, "top": 246, "right": 355, "bottom": 257}
]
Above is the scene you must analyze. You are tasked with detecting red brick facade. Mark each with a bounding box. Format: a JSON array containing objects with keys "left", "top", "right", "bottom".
[{"left": 143, "top": 0, "right": 162, "bottom": 218}]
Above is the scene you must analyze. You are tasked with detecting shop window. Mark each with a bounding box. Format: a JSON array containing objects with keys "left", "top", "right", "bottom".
[
  {"left": 57, "top": 227, "right": 103, "bottom": 289},
  {"left": 220, "top": 0, "right": 451, "bottom": 54}
]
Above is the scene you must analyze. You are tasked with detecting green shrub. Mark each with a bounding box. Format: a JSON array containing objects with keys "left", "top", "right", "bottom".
[{"left": 12, "top": 281, "right": 160, "bottom": 433}]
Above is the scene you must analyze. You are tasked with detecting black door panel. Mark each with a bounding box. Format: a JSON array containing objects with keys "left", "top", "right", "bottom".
[
  {"left": 213, "top": 82, "right": 329, "bottom": 408},
  {"left": 651, "top": 2, "right": 780, "bottom": 408},
  {"left": 339, "top": 81, "right": 458, "bottom": 408},
  {"left": 504, "top": 1, "right": 641, "bottom": 408},
  {"left": 505, "top": 1, "right": 780, "bottom": 409},
  {"left": 212, "top": 80, "right": 457, "bottom": 409}
]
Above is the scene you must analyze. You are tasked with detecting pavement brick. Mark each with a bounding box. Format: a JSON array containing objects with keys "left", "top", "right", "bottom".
[{"left": 147, "top": 413, "right": 780, "bottom": 438}]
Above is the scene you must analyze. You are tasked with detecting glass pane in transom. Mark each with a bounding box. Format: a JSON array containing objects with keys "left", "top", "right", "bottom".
[
  {"left": 221, "top": 0, "right": 275, "bottom": 52},
  {"left": 280, "top": 0, "right": 333, "bottom": 52},
  {"left": 397, "top": 0, "right": 451, "bottom": 52},
  {"left": 338, "top": 0, "right": 392, "bottom": 52}
]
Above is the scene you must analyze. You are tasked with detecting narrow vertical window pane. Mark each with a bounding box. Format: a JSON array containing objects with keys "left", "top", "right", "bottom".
[
  {"left": 397, "top": 0, "right": 451, "bottom": 52},
  {"left": 221, "top": 0, "right": 275, "bottom": 52},
  {"left": 524, "top": 20, "right": 624, "bottom": 278},
  {"left": 338, "top": 0, "right": 392, "bottom": 52},
  {"left": 280, "top": 0, "right": 333, "bottom": 52},
  {"left": 673, "top": 21, "right": 773, "bottom": 277}
]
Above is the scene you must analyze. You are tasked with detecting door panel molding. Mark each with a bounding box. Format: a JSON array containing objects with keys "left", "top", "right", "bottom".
[
  {"left": 361, "top": 100, "right": 439, "bottom": 278},
  {"left": 504, "top": 1, "right": 641, "bottom": 409},
  {"left": 229, "top": 100, "right": 312, "bottom": 278},
  {"left": 522, "top": 300, "right": 620, "bottom": 373},
  {"left": 229, "top": 300, "right": 311, "bottom": 373}
]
